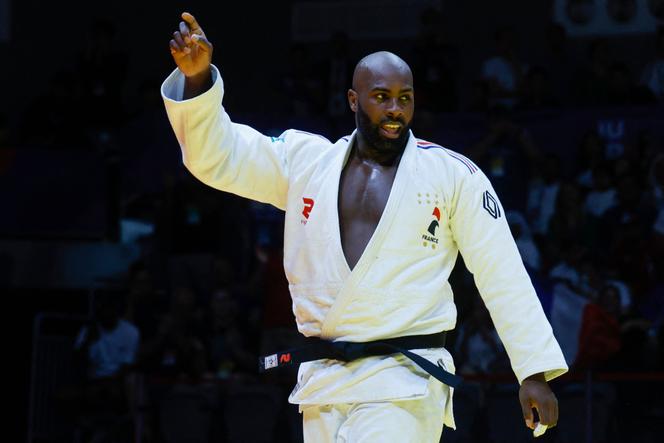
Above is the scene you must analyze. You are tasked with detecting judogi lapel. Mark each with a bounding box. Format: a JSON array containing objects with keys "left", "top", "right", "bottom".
[{"left": 320, "top": 132, "right": 416, "bottom": 338}]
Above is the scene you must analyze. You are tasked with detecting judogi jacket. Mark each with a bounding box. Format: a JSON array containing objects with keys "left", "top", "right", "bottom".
[{"left": 162, "top": 65, "right": 568, "bottom": 426}]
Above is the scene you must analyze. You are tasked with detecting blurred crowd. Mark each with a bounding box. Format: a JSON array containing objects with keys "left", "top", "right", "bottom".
[{"left": 5, "top": 8, "right": 664, "bottom": 443}]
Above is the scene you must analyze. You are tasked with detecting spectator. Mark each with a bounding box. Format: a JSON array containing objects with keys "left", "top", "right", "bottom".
[
  {"left": 574, "top": 284, "right": 622, "bottom": 370},
  {"left": 124, "top": 260, "right": 166, "bottom": 342},
  {"left": 547, "top": 182, "right": 594, "bottom": 255},
  {"left": 613, "top": 305, "right": 655, "bottom": 372},
  {"left": 639, "top": 225, "right": 664, "bottom": 336},
  {"left": 518, "top": 66, "right": 559, "bottom": 110},
  {"left": 138, "top": 286, "right": 207, "bottom": 380},
  {"left": 635, "top": 129, "right": 663, "bottom": 176},
  {"left": 466, "top": 107, "right": 541, "bottom": 212},
  {"left": 411, "top": 7, "right": 459, "bottom": 112},
  {"left": 204, "top": 289, "right": 256, "bottom": 378},
  {"left": 649, "top": 152, "right": 664, "bottom": 211},
  {"left": 69, "top": 291, "right": 140, "bottom": 442},
  {"left": 454, "top": 301, "right": 509, "bottom": 375},
  {"left": 481, "top": 26, "right": 527, "bottom": 109},
  {"left": 583, "top": 163, "right": 617, "bottom": 218},
  {"left": 527, "top": 153, "right": 563, "bottom": 237},
  {"left": 571, "top": 38, "right": 611, "bottom": 106},
  {"left": 640, "top": 25, "right": 664, "bottom": 102},
  {"left": 74, "top": 292, "right": 140, "bottom": 381},
  {"left": 575, "top": 131, "right": 607, "bottom": 189},
  {"left": 549, "top": 242, "right": 594, "bottom": 363},
  {"left": 507, "top": 211, "right": 541, "bottom": 273},
  {"left": 601, "top": 175, "right": 657, "bottom": 273},
  {"left": 605, "top": 61, "right": 655, "bottom": 106}
]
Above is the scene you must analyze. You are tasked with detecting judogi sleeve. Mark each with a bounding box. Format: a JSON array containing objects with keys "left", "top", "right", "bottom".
[
  {"left": 161, "top": 64, "right": 296, "bottom": 210},
  {"left": 449, "top": 169, "right": 568, "bottom": 384}
]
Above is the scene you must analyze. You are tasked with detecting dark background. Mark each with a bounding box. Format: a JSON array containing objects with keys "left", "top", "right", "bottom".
[{"left": 3, "top": 0, "right": 664, "bottom": 442}]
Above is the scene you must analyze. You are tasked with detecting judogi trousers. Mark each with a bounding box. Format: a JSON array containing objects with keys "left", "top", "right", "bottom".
[{"left": 301, "top": 379, "right": 448, "bottom": 442}]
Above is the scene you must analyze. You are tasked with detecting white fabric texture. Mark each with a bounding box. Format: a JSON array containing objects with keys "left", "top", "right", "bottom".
[
  {"left": 161, "top": 65, "right": 568, "bottom": 428},
  {"left": 302, "top": 377, "right": 448, "bottom": 443}
]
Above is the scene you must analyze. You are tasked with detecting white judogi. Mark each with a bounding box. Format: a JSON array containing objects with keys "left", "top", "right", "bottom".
[{"left": 161, "top": 65, "right": 568, "bottom": 439}]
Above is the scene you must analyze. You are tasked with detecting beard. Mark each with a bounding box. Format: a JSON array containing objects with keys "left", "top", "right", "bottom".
[{"left": 356, "top": 103, "right": 411, "bottom": 156}]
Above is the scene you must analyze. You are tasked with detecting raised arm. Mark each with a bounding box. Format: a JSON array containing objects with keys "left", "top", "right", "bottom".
[{"left": 162, "top": 12, "right": 317, "bottom": 210}]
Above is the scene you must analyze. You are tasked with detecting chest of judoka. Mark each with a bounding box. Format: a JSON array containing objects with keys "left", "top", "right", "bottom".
[{"left": 282, "top": 140, "right": 459, "bottom": 340}]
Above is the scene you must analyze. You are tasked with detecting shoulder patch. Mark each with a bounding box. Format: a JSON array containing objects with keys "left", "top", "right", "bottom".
[{"left": 482, "top": 190, "right": 501, "bottom": 219}]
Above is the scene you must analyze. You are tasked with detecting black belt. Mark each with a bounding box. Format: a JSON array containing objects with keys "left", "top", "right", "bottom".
[{"left": 258, "top": 331, "right": 462, "bottom": 388}]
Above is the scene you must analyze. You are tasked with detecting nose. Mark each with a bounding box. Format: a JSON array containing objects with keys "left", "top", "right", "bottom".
[{"left": 385, "top": 98, "right": 404, "bottom": 119}]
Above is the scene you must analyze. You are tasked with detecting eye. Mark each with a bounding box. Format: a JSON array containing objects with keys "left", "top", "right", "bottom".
[
  {"left": 375, "top": 93, "right": 386, "bottom": 102},
  {"left": 400, "top": 95, "right": 411, "bottom": 102}
]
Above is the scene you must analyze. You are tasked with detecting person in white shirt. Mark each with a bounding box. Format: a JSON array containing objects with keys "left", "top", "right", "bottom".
[
  {"left": 162, "top": 12, "right": 567, "bottom": 441},
  {"left": 583, "top": 165, "right": 617, "bottom": 218},
  {"left": 75, "top": 293, "right": 140, "bottom": 380},
  {"left": 481, "top": 27, "right": 527, "bottom": 109}
]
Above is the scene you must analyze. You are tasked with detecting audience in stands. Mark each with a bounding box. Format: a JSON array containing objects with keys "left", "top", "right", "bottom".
[{"left": 13, "top": 13, "right": 664, "bottom": 442}]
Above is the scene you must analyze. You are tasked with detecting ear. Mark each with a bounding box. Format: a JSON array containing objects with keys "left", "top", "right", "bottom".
[{"left": 347, "top": 89, "right": 358, "bottom": 113}]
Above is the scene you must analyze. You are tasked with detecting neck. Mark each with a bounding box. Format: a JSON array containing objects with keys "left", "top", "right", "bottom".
[{"left": 354, "top": 132, "right": 404, "bottom": 167}]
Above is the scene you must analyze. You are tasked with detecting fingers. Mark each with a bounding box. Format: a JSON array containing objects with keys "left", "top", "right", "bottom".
[
  {"left": 172, "top": 31, "right": 190, "bottom": 54},
  {"left": 519, "top": 377, "right": 558, "bottom": 429},
  {"left": 181, "top": 11, "right": 202, "bottom": 33},
  {"left": 169, "top": 12, "right": 213, "bottom": 65},
  {"left": 169, "top": 39, "right": 179, "bottom": 55},
  {"left": 169, "top": 39, "right": 188, "bottom": 57},
  {"left": 539, "top": 396, "right": 559, "bottom": 428},
  {"left": 179, "top": 21, "right": 192, "bottom": 45},
  {"left": 532, "top": 398, "right": 559, "bottom": 428},
  {"left": 520, "top": 399, "right": 535, "bottom": 429},
  {"left": 191, "top": 34, "right": 212, "bottom": 53}
]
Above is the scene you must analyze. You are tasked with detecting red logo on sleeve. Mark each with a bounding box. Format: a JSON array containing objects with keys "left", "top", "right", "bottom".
[{"left": 302, "top": 198, "right": 315, "bottom": 219}]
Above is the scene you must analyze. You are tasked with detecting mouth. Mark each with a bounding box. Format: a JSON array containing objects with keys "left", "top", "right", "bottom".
[{"left": 379, "top": 122, "right": 403, "bottom": 139}]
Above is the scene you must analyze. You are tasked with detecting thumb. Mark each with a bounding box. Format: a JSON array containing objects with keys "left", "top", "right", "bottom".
[
  {"left": 521, "top": 401, "right": 535, "bottom": 429},
  {"left": 191, "top": 34, "right": 213, "bottom": 53}
]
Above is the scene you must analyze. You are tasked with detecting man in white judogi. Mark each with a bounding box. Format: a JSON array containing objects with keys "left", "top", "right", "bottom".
[{"left": 162, "top": 12, "right": 568, "bottom": 442}]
